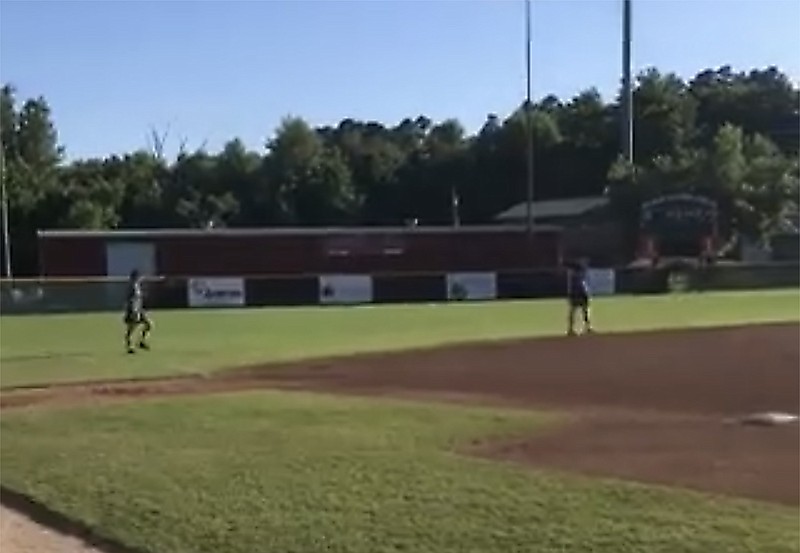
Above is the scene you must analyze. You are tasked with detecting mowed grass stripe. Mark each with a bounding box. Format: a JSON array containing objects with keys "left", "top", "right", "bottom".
[
  {"left": 2, "top": 289, "right": 798, "bottom": 388},
  {"left": 2, "top": 391, "right": 797, "bottom": 553}
]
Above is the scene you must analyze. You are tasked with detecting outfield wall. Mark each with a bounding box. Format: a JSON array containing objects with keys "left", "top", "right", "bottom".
[{"left": 1, "top": 263, "right": 797, "bottom": 315}]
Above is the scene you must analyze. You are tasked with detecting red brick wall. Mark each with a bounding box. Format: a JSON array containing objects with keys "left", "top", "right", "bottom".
[
  {"left": 155, "top": 231, "right": 560, "bottom": 276},
  {"left": 38, "top": 237, "right": 105, "bottom": 277},
  {"left": 39, "top": 229, "right": 562, "bottom": 277}
]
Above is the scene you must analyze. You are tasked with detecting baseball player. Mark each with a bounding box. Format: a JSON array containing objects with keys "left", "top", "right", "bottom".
[
  {"left": 566, "top": 260, "right": 593, "bottom": 336},
  {"left": 123, "top": 269, "right": 153, "bottom": 354}
]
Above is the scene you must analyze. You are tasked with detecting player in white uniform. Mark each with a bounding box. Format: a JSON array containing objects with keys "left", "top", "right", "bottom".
[{"left": 123, "top": 270, "right": 153, "bottom": 354}]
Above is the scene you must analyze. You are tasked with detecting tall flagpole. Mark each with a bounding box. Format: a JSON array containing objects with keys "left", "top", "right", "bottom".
[
  {"left": 524, "top": 0, "right": 534, "bottom": 237},
  {"left": 621, "top": 0, "right": 633, "bottom": 163}
]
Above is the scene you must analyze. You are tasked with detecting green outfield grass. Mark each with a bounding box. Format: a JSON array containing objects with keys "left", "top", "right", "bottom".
[
  {"left": 2, "top": 391, "right": 797, "bottom": 553},
  {"left": 2, "top": 289, "right": 798, "bottom": 388}
]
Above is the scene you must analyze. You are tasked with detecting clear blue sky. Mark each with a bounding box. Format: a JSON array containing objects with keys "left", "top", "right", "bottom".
[{"left": 2, "top": 0, "right": 798, "bottom": 161}]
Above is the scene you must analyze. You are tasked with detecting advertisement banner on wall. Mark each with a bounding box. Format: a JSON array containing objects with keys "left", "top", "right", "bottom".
[
  {"left": 446, "top": 272, "right": 497, "bottom": 301},
  {"left": 586, "top": 269, "right": 616, "bottom": 296},
  {"left": 319, "top": 275, "right": 373, "bottom": 305},
  {"left": 187, "top": 278, "right": 246, "bottom": 307}
]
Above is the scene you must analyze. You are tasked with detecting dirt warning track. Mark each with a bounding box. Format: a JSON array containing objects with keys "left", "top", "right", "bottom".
[{"left": 2, "top": 322, "right": 798, "bottom": 505}]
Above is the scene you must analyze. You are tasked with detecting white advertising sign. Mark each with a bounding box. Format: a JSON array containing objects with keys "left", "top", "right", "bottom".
[
  {"left": 586, "top": 269, "right": 616, "bottom": 296},
  {"left": 446, "top": 272, "right": 497, "bottom": 301},
  {"left": 319, "top": 275, "right": 373, "bottom": 305},
  {"left": 187, "top": 277, "right": 246, "bottom": 307}
]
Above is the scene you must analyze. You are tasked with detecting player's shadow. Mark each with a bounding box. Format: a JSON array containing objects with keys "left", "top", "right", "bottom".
[{"left": 1, "top": 485, "right": 146, "bottom": 553}]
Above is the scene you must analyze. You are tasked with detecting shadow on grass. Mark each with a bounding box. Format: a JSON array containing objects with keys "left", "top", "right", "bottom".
[
  {"left": 0, "top": 485, "right": 146, "bottom": 553},
  {"left": 1, "top": 373, "right": 200, "bottom": 393},
  {"left": 1, "top": 352, "right": 93, "bottom": 363}
]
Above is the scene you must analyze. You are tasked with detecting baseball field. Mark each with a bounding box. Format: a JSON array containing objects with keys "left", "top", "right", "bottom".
[{"left": 1, "top": 289, "right": 799, "bottom": 552}]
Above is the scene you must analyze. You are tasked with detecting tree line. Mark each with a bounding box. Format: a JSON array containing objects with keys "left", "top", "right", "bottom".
[{"left": 1, "top": 65, "right": 798, "bottom": 276}]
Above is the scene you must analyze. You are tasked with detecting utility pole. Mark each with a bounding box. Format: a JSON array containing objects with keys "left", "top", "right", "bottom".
[
  {"left": 621, "top": 0, "right": 633, "bottom": 164},
  {"left": 524, "top": 0, "right": 534, "bottom": 236},
  {"left": 0, "top": 142, "right": 11, "bottom": 280}
]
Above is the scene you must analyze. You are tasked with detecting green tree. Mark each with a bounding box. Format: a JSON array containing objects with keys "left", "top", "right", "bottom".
[
  {"left": 55, "top": 160, "right": 124, "bottom": 228},
  {"left": 167, "top": 151, "right": 239, "bottom": 228},
  {"left": 216, "top": 139, "right": 263, "bottom": 226},
  {"left": 263, "top": 116, "right": 324, "bottom": 224},
  {"left": 1, "top": 87, "right": 64, "bottom": 275},
  {"left": 92, "top": 152, "right": 168, "bottom": 229},
  {"left": 557, "top": 88, "right": 610, "bottom": 149},
  {"left": 690, "top": 66, "right": 799, "bottom": 154},
  {"left": 1, "top": 85, "right": 18, "bottom": 165},
  {"left": 265, "top": 117, "right": 360, "bottom": 225},
  {"left": 632, "top": 68, "right": 697, "bottom": 162},
  {"left": 738, "top": 133, "right": 799, "bottom": 236},
  {"left": 710, "top": 123, "right": 746, "bottom": 192},
  {"left": 291, "top": 146, "right": 357, "bottom": 224},
  {"left": 318, "top": 119, "right": 407, "bottom": 224}
]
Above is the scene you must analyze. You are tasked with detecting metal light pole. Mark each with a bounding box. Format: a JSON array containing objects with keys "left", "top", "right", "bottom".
[
  {"left": 524, "top": 0, "right": 534, "bottom": 236},
  {"left": 0, "top": 146, "right": 11, "bottom": 280},
  {"left": 621, "top": 0, "right": 633, "bottom": 164}
]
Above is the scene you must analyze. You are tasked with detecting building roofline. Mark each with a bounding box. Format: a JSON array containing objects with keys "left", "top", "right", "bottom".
[
  {"left": 495, "top": 196, "right": 609, "bottom": 221},
  {"left": 38, "top": 224, "right": 562, "bottom": 240}
]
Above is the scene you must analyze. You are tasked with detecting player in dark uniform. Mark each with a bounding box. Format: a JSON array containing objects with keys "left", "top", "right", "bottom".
[
  {"left": 124, "top": 269, "right": 153, "bottom": 354},
  {"left": 566, "top": 260, "right": 593, "bottom": 336}
]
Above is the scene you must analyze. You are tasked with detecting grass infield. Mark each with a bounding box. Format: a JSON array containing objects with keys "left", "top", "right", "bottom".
[{"left": 2, "top": 391, "right": 798, "bottom": 553}]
